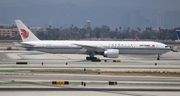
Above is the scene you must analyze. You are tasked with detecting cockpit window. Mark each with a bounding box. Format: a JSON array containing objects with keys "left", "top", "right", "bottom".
[{"left": 165, "top": 46, "right": 169, "bottom": 47}]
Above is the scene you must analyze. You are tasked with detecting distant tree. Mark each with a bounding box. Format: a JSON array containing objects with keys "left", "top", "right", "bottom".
[
  {"left": 100, "top": 25, "right": 110, "bottom": 38},
  {"left": 115, "top": 28, "right": 118, "bottom": 32},
  {"left": 73, "top": 26, "right": 79, "bottom": 33},
  {"left": 137, "top": 27, "right": 141, "bottom": 32},
  {"left": 100, "top": 25, "right": 110, "bottom": 33},
  {"left": 71, "top": 24, "right": 74, "bottom": 28},
  {"left": 131, "top": 29, "right": 139, "bottom": 39},
  {"left": 36, "top": 31, "right": 45, "bottom": 40},
  {"left": 119, "top": 26, "right": 121, "bottom": 31},
  {"left": 109, "top": 31, "right": 117, "bottom": 39},
  {"left": 49, "top": 25, "right": 52, "bottom": 29},
  {"left": 79, "top": 28, "right": 86, "bottom": 39},
  {"left": 93, "top": 27, "right": 101, "bottom": 39},
  {"left": 124, "top": 27, "right": 130, "bottom": 39}
]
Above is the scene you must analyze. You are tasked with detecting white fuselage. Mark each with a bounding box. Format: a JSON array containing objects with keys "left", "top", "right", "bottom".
[{"left": 22, "top": 40, "right": 171, "bottom": 55}]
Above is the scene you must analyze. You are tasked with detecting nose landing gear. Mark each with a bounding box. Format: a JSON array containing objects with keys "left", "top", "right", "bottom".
[{"left": 157, "top": 55, "right": 160, "bottom": 60}]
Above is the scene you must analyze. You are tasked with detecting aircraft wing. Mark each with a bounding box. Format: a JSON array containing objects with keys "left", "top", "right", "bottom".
[
  {"left": 73, "top": 44, "right": 105, "bottom": 52},
  {"left": 14, "top": 42, "right": 34, "bottom": 47}
]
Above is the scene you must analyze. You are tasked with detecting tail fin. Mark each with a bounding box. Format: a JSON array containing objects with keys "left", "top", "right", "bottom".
[
  {"left": 15, "top": 20, "right": 40, "bottom": 42},
  {"left": 135, "top": 36, "right": 140, "bottom": 41},
  {"left": 176, "top": 30, "right": 180, "bottom": 40}
]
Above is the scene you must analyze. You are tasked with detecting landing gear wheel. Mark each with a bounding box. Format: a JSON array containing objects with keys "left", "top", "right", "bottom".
[
  {"left": 86, "top": 57, "right": 91, "bottom": 60},
  {"left": 86, "top": 57, "right": 97, "bottom": 60},
  {"left": 86, "top": 56, "right": 101, "bottom": 62},
  {"left": 157, "top": 58, "right": 160, "bottom": 60},
  {"left": 91, "top": 57, "right": 101, "bottom": 62}
]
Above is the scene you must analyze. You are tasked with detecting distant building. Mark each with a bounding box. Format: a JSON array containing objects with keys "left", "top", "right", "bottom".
[
  {"left": 122, "top": 12, "right": 131, "bottom": 28},
  {"left": 86, "top": 20, "right": 91, "bottom": 28},
  {"left": 0, "top": 28, "right": 19, "bottom": 37},
  {"left": 163, "top": 10, "right": 180, "bottom": 28},
  {"left": 156, "top": 10, "right": 164, "bottom": 28},
  {"left": 85, "top": 20, "right": 91, "bottom": 38},
  {"left": 0, "top": 27, "right": 46, "bottom": 38}
]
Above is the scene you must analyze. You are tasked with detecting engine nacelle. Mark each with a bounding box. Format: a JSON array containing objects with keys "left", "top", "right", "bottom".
[{"left": 103, "top": 49, "right": 119, "bottom": 58}]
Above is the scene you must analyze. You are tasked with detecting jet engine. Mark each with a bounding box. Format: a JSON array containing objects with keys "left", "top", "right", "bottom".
[{"left": 103, "top": 49, "right": 119, "bottom": 58}]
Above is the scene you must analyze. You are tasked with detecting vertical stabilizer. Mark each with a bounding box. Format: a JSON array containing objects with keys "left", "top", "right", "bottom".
[
  {"left": 15, "top": 20, "right": 40, "bottom": 42},
  {"left": 176, "top": 30, "right": 180, "bottom": 40},
  {"left": 135, "top": 36, "right": 140, "bottom": 41}
]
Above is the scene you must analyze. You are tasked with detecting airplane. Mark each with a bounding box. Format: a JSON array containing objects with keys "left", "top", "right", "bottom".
[
  {"left": 175, "top": 30, "right": 180, "bottom": 42},
  {"left": 169, "top": 30, "right": 180, "bottom": 52},
  {"left": 15, "top": 20, "right": 171, "bottom": 61}
]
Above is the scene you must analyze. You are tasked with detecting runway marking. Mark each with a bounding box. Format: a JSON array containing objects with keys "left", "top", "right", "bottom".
[
  {"left": 58, "top": 54, "right": 71, "bottom": 60},
  {"left": 17, "top": 54, "right": 26, "bottom": 59}
]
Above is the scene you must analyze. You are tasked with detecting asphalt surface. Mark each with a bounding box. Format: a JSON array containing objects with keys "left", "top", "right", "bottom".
[
  {"left": 0, "top": 51, "right": 180, "bottom": 96},
  {"left": 1, "top": 74, "right": 180, "bottom": 82}
]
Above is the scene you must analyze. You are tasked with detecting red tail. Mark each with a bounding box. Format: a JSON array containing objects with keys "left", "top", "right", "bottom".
[{"left": 135, "top": 36, "right": 139, "bottom": 41}]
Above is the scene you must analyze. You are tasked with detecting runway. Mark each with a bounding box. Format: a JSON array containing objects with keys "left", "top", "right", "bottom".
[
  {"left": 0, "top": 87, "right": 180, "bottom": 91},
  {"left": 1, "top": 74, "right": 180, "bottom": 82},
  {"left": 0, "top": 87, "right": 180, "bottom": 96},
  {"left": 0, "top": 51, "right": 180, "bottom": 96}
]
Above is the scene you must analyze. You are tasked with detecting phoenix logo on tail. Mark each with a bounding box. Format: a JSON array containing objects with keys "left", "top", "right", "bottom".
[{"left": 20, "top": 29, "right": 29, "bottom": 39}]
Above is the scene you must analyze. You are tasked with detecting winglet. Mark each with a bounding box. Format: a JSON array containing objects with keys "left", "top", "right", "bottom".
[{"left": 15, "top": 20, "right": 40, "bottom": 42}]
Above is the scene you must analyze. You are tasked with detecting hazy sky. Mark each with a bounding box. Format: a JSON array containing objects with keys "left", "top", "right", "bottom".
[
  {"left": 0, "top": 0, "right": 180, "bottom": 28},
  {"left": 1, "top": 0, "right": 180, "bottom": 10}
]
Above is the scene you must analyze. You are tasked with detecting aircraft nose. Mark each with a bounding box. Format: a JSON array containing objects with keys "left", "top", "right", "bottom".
[{"left": 163, "top": 43, "right": 171, "bottom": 50}]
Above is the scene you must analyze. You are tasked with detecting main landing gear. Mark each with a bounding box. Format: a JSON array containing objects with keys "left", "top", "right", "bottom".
[
  {"left": 86, "top": 56, "right": 101, "bottom": 62},
  {"left": 86, "top": 57, "right": 98, "bottom": 60},
  {"left": 86, "top": 52, "right": 101, "bottom": 62}
]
